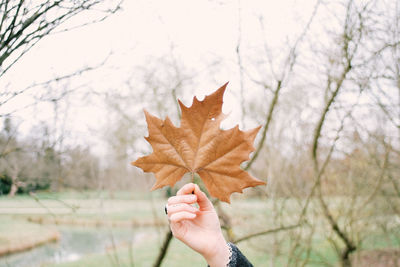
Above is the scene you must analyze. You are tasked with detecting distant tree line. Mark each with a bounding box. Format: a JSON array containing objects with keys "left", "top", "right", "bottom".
[{"left": 0, "top": 117, "right": 100, "bottom": 196}]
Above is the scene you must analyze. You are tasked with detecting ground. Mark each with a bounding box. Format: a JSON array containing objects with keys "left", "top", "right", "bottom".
[{"left": 0, "top": 191, "right": 399, "bottom": 266}]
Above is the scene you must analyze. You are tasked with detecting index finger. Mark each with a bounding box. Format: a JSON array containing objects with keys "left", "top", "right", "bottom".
[{"left": 177, "top": 183, "right": 196, "bottom": 196}]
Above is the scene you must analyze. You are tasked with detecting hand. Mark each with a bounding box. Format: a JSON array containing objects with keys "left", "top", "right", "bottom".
[{"left": 166, "top": 183, "right": 230, "bottom": 267}]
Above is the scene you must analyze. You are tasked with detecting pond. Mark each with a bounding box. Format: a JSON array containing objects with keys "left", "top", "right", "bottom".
[{"left": 0, "top": 227, "right": 150, "bottom": 267}]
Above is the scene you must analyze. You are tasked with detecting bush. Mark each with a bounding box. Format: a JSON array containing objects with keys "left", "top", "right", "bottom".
[
  {"left": 0, "top": 173, "right": 51, "bottom": 195},
  {"left": 0, "top": 174, "right": 12, "bottom": 195},
  {"left": 20, "top": 178, "right": 50, "bottom": 194}
]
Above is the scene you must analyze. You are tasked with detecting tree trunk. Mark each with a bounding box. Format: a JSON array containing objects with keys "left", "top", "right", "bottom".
[{"left": 153, "top": 230, "right": 173, "bottom": 267}]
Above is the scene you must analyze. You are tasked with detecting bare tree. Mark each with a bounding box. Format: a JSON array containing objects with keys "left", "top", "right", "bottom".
[
  {"left": 0, "top": 0, "right": 121, "bottom": 122},
  {"left": 0, "top": 0, "right": 121, "bottom": 77}
]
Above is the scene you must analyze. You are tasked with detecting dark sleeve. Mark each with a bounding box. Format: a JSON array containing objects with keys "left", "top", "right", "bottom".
[
  {"left": 227, "top": 243, "right": 253, "bottom": 267},
  {"left": 206, "top": 243, "right": 253, "bottom": 267}
]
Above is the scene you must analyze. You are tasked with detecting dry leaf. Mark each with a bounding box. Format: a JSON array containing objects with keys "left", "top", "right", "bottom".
[{"left": 132, "top": 83, "right": 266, "bottom": 203}]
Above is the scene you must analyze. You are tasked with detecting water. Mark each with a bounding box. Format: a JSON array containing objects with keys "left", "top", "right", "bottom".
[{"left": 0, "top": 227, "right": 145, "bottom": 267}]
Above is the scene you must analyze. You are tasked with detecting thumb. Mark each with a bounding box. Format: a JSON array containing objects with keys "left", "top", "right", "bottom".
[{"left": 194, "top": 184, "right": 214, "bottom": 211}]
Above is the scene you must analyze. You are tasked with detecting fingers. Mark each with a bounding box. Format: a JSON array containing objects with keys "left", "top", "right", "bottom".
[
  {"left": 175, "top": 183, "right": 214, "bottom": 211},
  {"left": 167, "top": 193, "right": 198, "bottom": 223},
  {"left": 167, "top": 203, "right": 198, "bottom": 222},
  {"left": 170, "top": 211, "right": 196, "bottom": 222},
  {"left": 167, "top": 184, "right": 201, "bottom": 223},
  {"left": 168, "top": 194, "right": 197, "bottom": 205},
  {"left": 167, "top": 202, "right": 198, "bottom": 214},
  {"left": 167, "top": 183, "right": 214, "bottom": 222}
]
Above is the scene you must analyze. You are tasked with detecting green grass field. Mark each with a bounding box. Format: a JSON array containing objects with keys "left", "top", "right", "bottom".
[{"left": 0, "top": 191, "right": 399, "bottom": 267}]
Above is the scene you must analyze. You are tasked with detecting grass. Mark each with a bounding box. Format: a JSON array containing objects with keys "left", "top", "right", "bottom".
[
  {"left": 42, "top": 233, "right": 273, "bottom": 267},
  {"left": 44, "top": 237, "right": 207, "bottom": 267},
  {"left": 0, "top": 192, "right": 399, "bottom": 266},
  {"left": 0, "top": 216, "right": 56, "bottom": 246},
  {"left": 0, "top": 215, "right": 59, "bottom": 256},
  {"left": 41, "top": 233, "right": 338, "bottom": 267},
  {"left": 361, "top": 226, "right": 400, "bottom": 249}
]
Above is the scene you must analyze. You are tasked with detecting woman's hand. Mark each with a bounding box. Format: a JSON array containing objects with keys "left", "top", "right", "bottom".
[{"left": 166, "top": 183, "right": 230, "bottom": 267}]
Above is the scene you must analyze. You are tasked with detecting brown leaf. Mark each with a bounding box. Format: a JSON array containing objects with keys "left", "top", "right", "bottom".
[{"left": 132, "top": 83, "right": 266, "bottom": 203}]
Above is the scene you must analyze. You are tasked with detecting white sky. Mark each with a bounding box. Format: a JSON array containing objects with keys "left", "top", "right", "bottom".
[{"left": 0, "top": 0, "right": 321, "bottom": 155}]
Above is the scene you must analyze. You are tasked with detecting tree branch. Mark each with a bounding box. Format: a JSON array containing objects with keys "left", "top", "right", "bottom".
[{"left": 234, "top": 223, "right": 301, "bottom": 244}]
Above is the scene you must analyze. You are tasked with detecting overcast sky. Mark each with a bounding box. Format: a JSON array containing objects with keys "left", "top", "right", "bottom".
[{"left": 0, "top": 0, "right": 319, "bottom": 155}]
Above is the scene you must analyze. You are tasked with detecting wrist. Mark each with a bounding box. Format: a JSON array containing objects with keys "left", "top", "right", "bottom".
[{"left": 203, "top": 236, "right": 231, "bottom": 267}]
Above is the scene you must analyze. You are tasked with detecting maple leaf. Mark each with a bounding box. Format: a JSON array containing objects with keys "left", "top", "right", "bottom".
[{"left": 132, "top": 83, "right": 266, "bottom": 203}]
